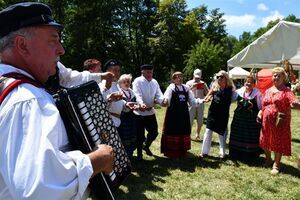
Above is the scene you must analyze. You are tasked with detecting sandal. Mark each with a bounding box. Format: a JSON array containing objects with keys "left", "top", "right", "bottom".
[{"left": 270, "top": 166, "right": 280, "bottom": 175}]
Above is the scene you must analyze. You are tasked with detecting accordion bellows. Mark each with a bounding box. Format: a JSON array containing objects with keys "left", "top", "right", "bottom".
[{"left": 53, "top": 80, "right": 131, "bottom": 200}]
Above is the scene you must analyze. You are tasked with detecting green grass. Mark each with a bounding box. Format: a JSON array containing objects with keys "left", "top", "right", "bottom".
[{"left": 113, "top": 103, "right": 300, "bottom": 200}]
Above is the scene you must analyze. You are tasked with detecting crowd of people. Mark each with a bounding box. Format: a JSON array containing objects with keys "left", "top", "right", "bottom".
[{"left": 0, "top": 2, "right": 300, "bottom": 200}]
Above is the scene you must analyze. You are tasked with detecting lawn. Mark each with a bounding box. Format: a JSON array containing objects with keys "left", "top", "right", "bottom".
[{"left": 114, "top": 103, "right": 300, "bottom": 200}]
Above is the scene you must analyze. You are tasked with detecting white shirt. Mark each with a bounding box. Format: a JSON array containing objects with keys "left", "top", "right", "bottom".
[
  {"left": 132, "top": 76, "right": 164, "bottom": 116},
  {"left": 58, "top": 62, "right": 102, "bottom": 87},
  {"left": 99, "top": 81, "right": 126, "bottom": 127},
  {"left": 233, "top": 87, "right": 262, "bottom": 109},
  {"left": 185, "top": 79, "right": 208, "bottom": 99},
  {"left": 164, "top": 83, "right": 203, "bottom": 107},
  {"left": 0, "top": 64, "right": 94, "bottom": 200}
]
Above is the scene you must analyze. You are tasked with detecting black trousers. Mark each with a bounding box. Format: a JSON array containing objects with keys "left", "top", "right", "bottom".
[{"left": 136, "top": 114, "right": 159, "bottom": 149}]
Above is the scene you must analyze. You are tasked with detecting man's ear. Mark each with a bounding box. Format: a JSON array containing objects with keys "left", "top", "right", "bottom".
[{"left": 14, "top": 35, "right": 29, "bottom": 56}]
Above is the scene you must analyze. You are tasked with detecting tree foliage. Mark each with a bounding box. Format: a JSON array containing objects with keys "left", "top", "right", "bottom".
[
  {"left": 1, "top": 0, "right": 300, "bottom": 86},
  {"left": 184, "top": 38, "right": 223, "bottom": 82}
]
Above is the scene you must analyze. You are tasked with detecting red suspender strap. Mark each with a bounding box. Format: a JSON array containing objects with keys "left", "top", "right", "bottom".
[{"left": 0, "top": 72, "right": 44, "bottom": 105}]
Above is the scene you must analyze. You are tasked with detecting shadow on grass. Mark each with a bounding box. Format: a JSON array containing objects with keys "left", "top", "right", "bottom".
[
  {"left": 280, "top": 163, "right": 300, "bottom": 178},
  {"left": 230, "top": 156, "right": 300, "bottom": 178},
  {"left": 114, "top": 151, "right": 227, "bottom": 199},
  {"left": 114, "top": 147, "right": 300, "bottom": 199},
  {"left": 115, "top": 156, "right": 167, "bottom": 200},
  {"left": 292, "top": 138, "right": 300, "bottom": 143}
]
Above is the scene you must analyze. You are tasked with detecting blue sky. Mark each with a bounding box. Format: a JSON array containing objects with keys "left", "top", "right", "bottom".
[{"left": 186, "top": 0, "right": 300, "bottom": 38}]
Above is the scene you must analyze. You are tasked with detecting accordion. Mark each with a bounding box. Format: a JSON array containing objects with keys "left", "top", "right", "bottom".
[{"left": 53, "top": 80, "right": 131, "bottom": 200}]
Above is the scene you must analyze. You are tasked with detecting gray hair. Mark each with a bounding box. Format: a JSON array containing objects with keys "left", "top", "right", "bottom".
[
  {"left": 272, "top": 67, "right": 288, "bottom": 84},
  {"left": 118, "top": 74, "right": 132, "bottom": 84},
  {"left": 0, "top": 27, "right": 35, "bottom": 52}
]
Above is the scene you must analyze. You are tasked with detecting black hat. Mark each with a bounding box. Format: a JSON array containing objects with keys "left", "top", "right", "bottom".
[
  {"left": 103, "top": 59, "right": 119, "bottom": 72},
  {"left": 0, "top": 2, "right": 63, "bottom": 38},
  {"left": 140, "top": 64, "right": 153, "bottom": 70}
]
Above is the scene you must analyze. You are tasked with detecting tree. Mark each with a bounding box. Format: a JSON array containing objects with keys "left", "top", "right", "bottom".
[
  {"left": 231, "top": 32, "right": 252, "bottom": 56},
  {"left": 284, "top": 14, "right": 300, "bottom": 23},
  {"left": 120, "top": 0, "right": 158, "bottom": 76},
  {"left": 184, "top": 38, "right": 223, "bottom": 82},
  {"left": 205, "top": 8, "right": 227, "bottom": 45},
  {"left": 148, "top": 0, "right": 188, "bottom": 87}
]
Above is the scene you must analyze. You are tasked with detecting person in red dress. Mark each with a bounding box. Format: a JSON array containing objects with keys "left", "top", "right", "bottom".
[{"left": 257, "top": 67, "right": 300, "bottom": 175}]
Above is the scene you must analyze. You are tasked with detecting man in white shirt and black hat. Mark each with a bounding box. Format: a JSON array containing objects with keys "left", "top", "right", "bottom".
[
  {"left": 0, "top": 2, "right": 113, "bottom": 199},
  {"left": 132, "top": 64, "right": 164, "bottom": 160}
]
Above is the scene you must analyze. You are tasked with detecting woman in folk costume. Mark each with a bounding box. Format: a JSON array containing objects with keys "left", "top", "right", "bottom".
[
  {"left": 200, "top": 70, "right": 235, "bottom": 158},
  {"left": 161, "top": 72, "right": 202, "bottom": 159},
  {"left": 229, "top": 75, "right": 263, "bottom": 162},
  {"left": 117, "top": 74, "right": 139, "bottom": 160},
  {"left": 257, "top": 67, "right": 300, "bottom": 175}
]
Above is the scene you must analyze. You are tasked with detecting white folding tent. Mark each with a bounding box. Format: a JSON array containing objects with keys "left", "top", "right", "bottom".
[
  {"left": 227, "top": 20, "right": 300, "bottom": 70},
  {"left": 228, "top": 67, "right": 250, "bottom": 79}
]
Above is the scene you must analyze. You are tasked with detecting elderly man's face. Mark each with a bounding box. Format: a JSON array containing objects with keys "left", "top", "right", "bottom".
[
  {"left": 142, "top": 69, "right": 153, "bottom": 81},
  {"left": 107, "top": 65, "right": 120, "bottom": 81},
  {"left": 194, "top": 77, "right": 201, "bottom": 83},
  {"left": 23, "top": 26, "right": 65, "bottom": 83}
]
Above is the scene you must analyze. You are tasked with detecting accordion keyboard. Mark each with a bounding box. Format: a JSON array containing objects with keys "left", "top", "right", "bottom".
[{"left": 71, "top": 84, "right": 130, "bottom": 183}]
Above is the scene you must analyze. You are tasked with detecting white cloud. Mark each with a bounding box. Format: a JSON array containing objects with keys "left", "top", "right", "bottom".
[
  {"left": 223, "top": 14, "right": 257, "bottom": 27},
  {"left": 257, "top": 3, "right": 269, "bottom": 11},
  {"left": 262, "top": 10, "right": 284, "bottom": 25}
]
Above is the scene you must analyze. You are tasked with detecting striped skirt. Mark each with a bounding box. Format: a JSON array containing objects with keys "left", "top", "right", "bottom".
[
  {"left": 229, "top": 109, "right": 262, "bottom": 161},
  {"left": 161, "top": 134, "right": 191, "bottom": 159}
]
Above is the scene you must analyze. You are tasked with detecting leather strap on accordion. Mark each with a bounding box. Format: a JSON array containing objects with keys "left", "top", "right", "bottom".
[{"left": 53, "top": 80, "right": 131, "bottom": 200}]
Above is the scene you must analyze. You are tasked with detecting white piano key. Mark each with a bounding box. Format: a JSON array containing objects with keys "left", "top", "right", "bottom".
[
  {"left": 109, "top": 172, "right": 116, "bottom": 181},
  {"left": 82, "top": 112, "right": 90, "bottom": 120},
  {"left": 85, "top": 117, "right": 92, "bottom": 125},
  {"left": 87, "top": 123, "right": 95, "bottom": 132},
  {"left": 77, "top": 101, "right": 85, "bottom": 109},
  {"left": 79, "top": 106, "right": 88, "bottom": 115}
]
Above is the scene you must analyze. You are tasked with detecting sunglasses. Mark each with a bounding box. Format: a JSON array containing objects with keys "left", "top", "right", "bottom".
[{"left": 217, "top": 75, "right": 225, "bottom": 79}]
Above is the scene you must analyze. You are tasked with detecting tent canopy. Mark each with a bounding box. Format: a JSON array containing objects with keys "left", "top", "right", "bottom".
[
  {"left": 227, "top": 20, "right": 300, "bottom": 69},
  {"left": 228, "top": 67, "right": 250, "bottom": 79}
]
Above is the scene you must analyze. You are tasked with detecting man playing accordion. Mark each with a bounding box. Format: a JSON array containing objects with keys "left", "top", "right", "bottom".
[{"left": 0, "top": 2, "right": 114, "bottom": 199}]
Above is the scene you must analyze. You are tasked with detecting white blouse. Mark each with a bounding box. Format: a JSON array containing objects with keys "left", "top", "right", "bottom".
[
  {"left": 163, "top": 83, "right": 203, "bottom": 107},
  {"left": 233, "top": 87, "right": 262, "bottom": 109}
]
